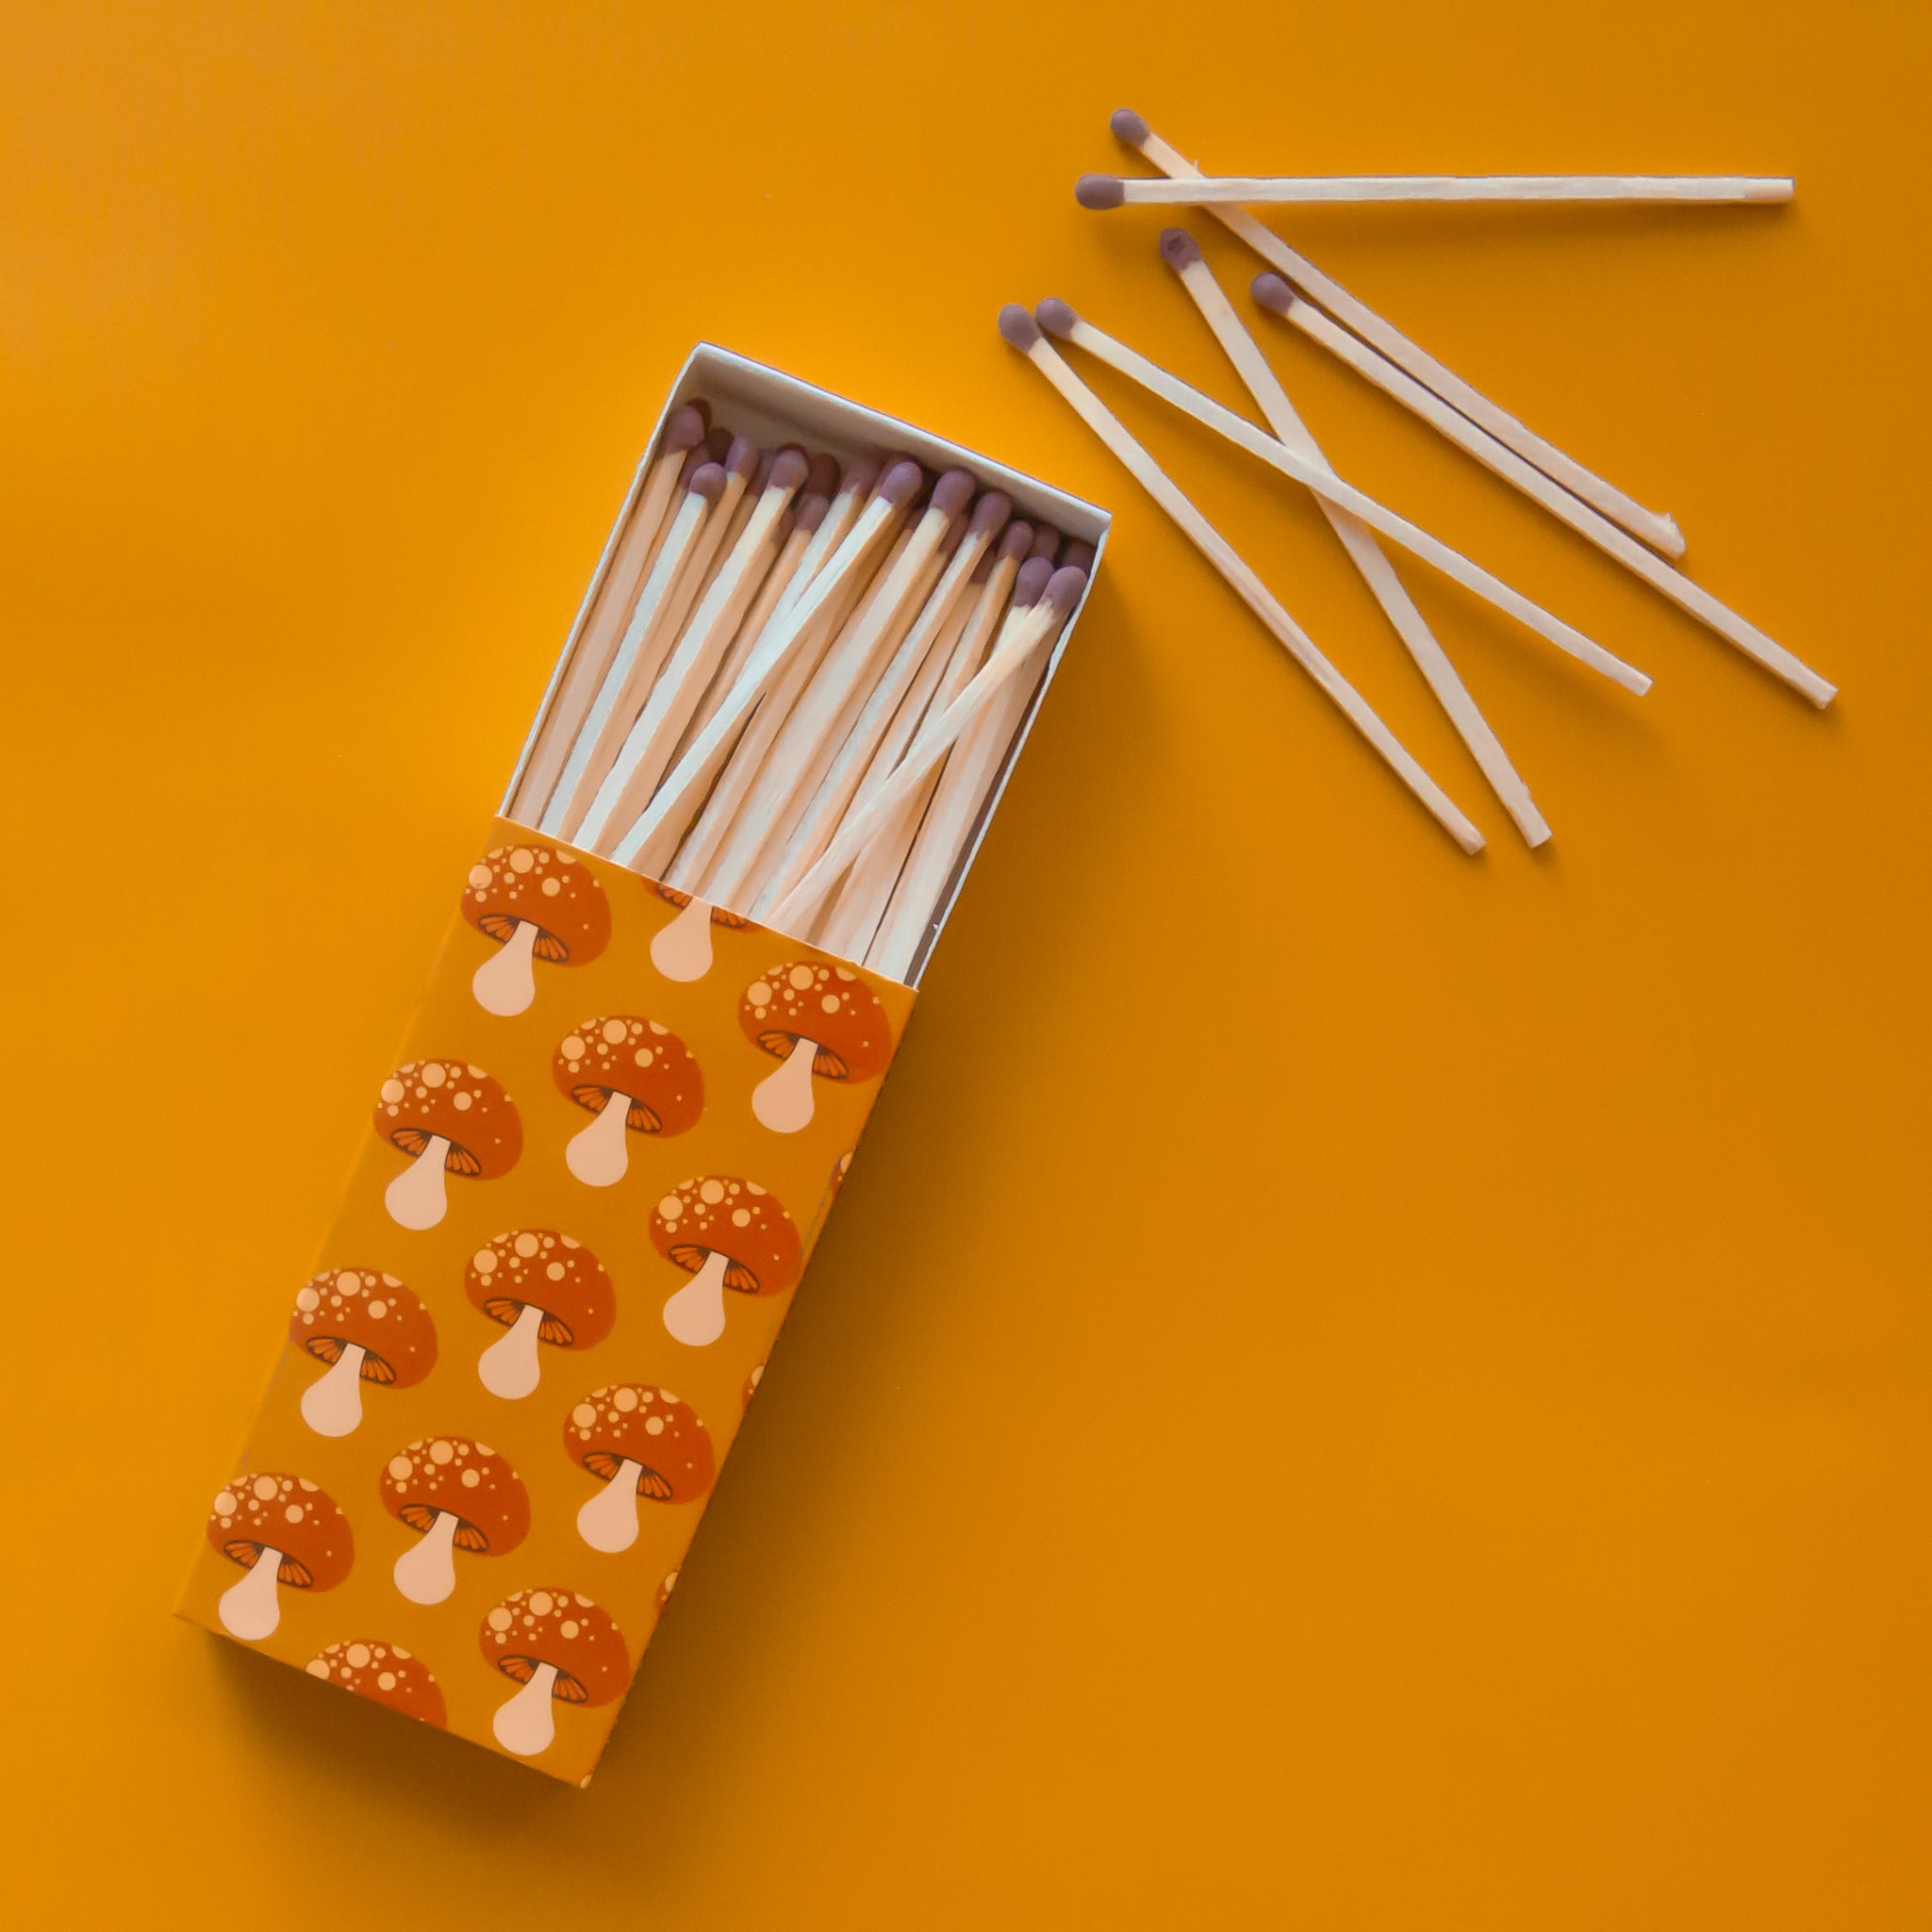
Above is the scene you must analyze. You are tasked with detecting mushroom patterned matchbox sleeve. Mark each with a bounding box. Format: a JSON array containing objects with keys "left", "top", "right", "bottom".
[{"left": 178, "top": 820, "right": 916, "bottom": 1786}]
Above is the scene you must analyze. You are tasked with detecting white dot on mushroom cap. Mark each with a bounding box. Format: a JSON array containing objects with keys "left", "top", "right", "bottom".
[
  {"left": 560, "top": 1620, "right": 579, "bottom": 1640},
  {"left": 388, "top": 1457, "right": 411, "bottom": 1480},
  {"left": 788, "top": 966, "right": 815, "bottom": 990},
  {"left": 645, "top": 1415, "right": 664, "bottom": 1435},
  {"left": 602, "top": 1019, "right": 627, "bottom": 1045},
  {"left": 561, "top": 1036, "right": 585, "bottom": 1060},
  {"left": 305, "top": 1659, "right": 331, "bottom": 1679},
  {"left": 461, "top": 1468, "right": 481, "bottom": 1488},
  {"left": 284, "top": 1504, "right": 305, "bottom": 1524},
  {"left": 380, "top": 1079, "right": 405, "bottom": 1105},
  {"left": 474, "top": 1442, "right": 494, "bottom": 1456},
  {"left": 572, "top": 1404, "right": 595, "bottom": 1428},
  {"left": 472, "top": 1249, "right": 496, "bottom": 1274},
  {"left": 377, "top": 1671, "right": 397, "bottom": 1692},
  {"left": 514, "top": 1232, "right": 539, "bottom": 1259},
  {"left": 295, "top": 1287, "right": 320, "bottom": 1312},
  {"left": 541, "top": 877, "right": 561, "bottom": 896},
  {"left": 732, "top": 1208, "right": 751, "bottom": 1227},
  {"left": 345, "top": 1643, "right": 372, "bottom": 1669},
  {"left": 700, "top": 1179, "right": 725, "bottom": 1205},
  {"left": 214, "top": 1490, "right": 236, "bottom": 1515},
  {"left": 422, "top": 1064, "right": 448, "bottom": 1089},
  {"left": 453, "top": 1091, "right": 472, "bottom": 1111},
  {"left": 488, "top": 1607, "right": 512, "bottom": 1631},
  {"left": 429, "top": 1440, "right": 454, "bottom": 1464},
  {"left": 747, "top": 981, "right": 771, "bottom": 1004},
  {"left": 529, "top": 1592, "right": 553, "bottom": 1617},
  {"left": 613, "top": 1387, "right": 638, "bottom": 1412},
  {"left": 252, "top": 1476, "right": 278, "bottom": 1502},
  {"left": 657, "top": 1196, "right": 682, "bottom": 1220},
  {"left": 467, "top": 1065, "right": 484, "bottom": 1079},
  {"left": 820, "top": 995, "right": 841, "bottom": 1015},
  {"left": 509, "top": 850, "right": 535, "bottom": 873},
  {"left": 544, "top": 1262, "right": 564, "bottom": 1282},
  {"left": 468, "top": 865, "right": 493, "bottom": 890},
  {"left": 368, "top": 1299, "right": 387, "bottom": 1319}
]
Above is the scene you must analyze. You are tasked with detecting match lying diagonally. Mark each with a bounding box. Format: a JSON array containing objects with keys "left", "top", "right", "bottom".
[
  {"left": 1076, "top": 172, "right": 1794, "bottom": 208},
  {"left": 1107, "top": 107, "right": 1687, "bottom": 560}
]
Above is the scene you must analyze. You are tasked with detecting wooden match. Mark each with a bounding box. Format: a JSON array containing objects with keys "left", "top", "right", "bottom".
[{"left": 1077, "top": 172, "right": 1794, "bottom": 207}]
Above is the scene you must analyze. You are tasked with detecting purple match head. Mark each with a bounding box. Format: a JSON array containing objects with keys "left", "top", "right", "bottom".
[
  {"left": 769, "top": 445, "right": 811, "bottom": 492},
  {"left": 664, "top": 404, "right": 708, "bottom": 454},
  {"left": 724, "top": 435, "right": 760, "bottom": 484},
  {"left": 806, "top": 452, "right": 841, "bottom": 498},
  {"left": 998, "top": 304, "right": 1042, "bottom": 351},
  {"left": 1028, "top": 524, "right": 1062, "bottom": 565},
  {"left": 1075, "top": 173, "right": 1126, "bottom": 210},
  {"left": 1159, "top": 227, "right": 1202, "bottom": 270},
  {"left": 794, "top": 491, "right": 831, "bottom": 536},
  {"left": 1110, "top": 107, "right": 1150, "bottom": 149},
  {"left": 1042, "top": 564, "right": 1088, "bottom": 614},
  {"left": 997, "top": 520, "right": 1035, "bottom": 566},
  {"left": 930, "top": 468, "right": 978, "bottom": 521},
  {"left": 875, "top": 459, "right": 925, "bottom": 509},
  {"left": 1061, "top": 539, "right": 1097, "bottom": 574},
  {"left": 839, "top": 457, "right": 882, "bottom": 502},
  {"left": 969, "top": 490, "right": 1014, "bottom": 539},
  {"left": 687, "top": 461, "right": 728, "bottom": 504},
  {"left": 703, "top": 425, "right": 733, "bottom": 463},
  {"left": 1011, "top": 555, "right": 1054, "bottom": 609},
  {"left": 1250, "top": 272, "right": 1294, "bottom": 314},
  {"left": 1034, "top": 298, "right": 1078, "bottom": 340}
]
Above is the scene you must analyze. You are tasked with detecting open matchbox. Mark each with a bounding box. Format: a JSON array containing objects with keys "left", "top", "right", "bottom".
[{"left": 175, "top": 345, "right": 1111, "bottom": 1786}]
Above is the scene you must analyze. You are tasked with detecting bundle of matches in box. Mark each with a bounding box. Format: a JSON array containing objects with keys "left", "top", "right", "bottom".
[
  {"left": 507, "top": 405, "right": 1089, "bottom": 982},
  {"left": 999, "top": 108, "right": 1832, "bottom": 853}
]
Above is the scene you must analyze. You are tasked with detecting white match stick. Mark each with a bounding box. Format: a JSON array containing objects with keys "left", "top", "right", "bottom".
[
  {"left": 999, "top": 307, "right": 1482, "bottom": 852},
  {"left": 1159, "top": 231, "right": 1550, "bottom": 847},
  {"left": 1109, "top": 109, "right": 1687, "bottom": 559},
  {"left": 1034, "top": 297, "right": 1648, "bottom": 696},
  {"left": 1250, "top": 273, "right": 1838, "bottom": 708},
  {"left": 513, "top": 404, "right": 709, "bottom": 821},
  {"left": 1078, "top": 172, "right": 1794, "bottom": 207}
]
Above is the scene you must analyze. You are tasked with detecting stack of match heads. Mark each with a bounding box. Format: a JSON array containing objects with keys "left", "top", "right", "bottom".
[
  {"left": 509, "top": 407, "right": 1088, "bottom": 982},
  {"left": 1002, "top": 108, "right": 1832, "bottom": 852}
]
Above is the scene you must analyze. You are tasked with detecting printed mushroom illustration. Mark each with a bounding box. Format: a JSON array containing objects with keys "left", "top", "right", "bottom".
[
  {"left": 466, "top": 1229, "right": 614, "bottom": 1399},
  {"left": 648, "top": 881, "right": 749, "bottom": 983},
  {"left": 552, "top": 1016, "right": 702, "bottom": 1186},
  {"left": 305, "top": 1640, "right": 447, "bottom": 1727},
  {"left": 382, "top": 1436, "right": 530, "bottom": 1606},
  {"left": 562, "top": 1383, "right": 716, "bottom": 1553},
  {"left": 651, "top": 1175, "right": 801, "bottom": 1347},
  {"left": 463, "top": 844, "right": 611, "bottom": 1016},
  {"left": 289, "top": 1268, "right": 437, "bottom": 1436},
  {"left": 739, "top": 962, "right": 893, "bottom": 1133},
  {"left": 206, "top": 1474, "right": 353, "bottom": 1641},
  {"left": 374, "top": 1060, "right": 522, "bottom": 1230},
  {"left": 479, "top": 1588, "right": 630, "bottom": 1759}
]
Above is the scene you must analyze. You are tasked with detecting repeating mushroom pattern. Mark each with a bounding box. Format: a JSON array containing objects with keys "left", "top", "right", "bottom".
[
  {"left": 553, "top": 1016, "right": 702, "bottom": 1185},
  {"left": 466, "top": 1230, "right": 614, "bottom": 1399},
  {"left": 740, "top": 963, "right": 894, "bottom": 1132},
  {"left": 374, "top": 1060, "right": 522, "bottom": 1230},
  {"left": 183, "top": 816, "right": 915, "bottom": 1783},
  {"left": 464, "top": 844, "right": 611, "bottom": 1016},
  {"left": 652, "top": 1176, "right": 801, "bottom": 1347},
  {"left": 289, "top": 1269, "right": 437, "bottom": 1437}
]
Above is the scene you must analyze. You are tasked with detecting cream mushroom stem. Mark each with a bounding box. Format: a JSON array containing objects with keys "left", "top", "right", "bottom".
[
  {"left": 300, "top": 1344, "right": 368, "bottom": 1436},
  {"left": 385, "top": 1138, "right": 451, "bottom": 1229},
  {"left": 752, "top": 1036, "right": 818, "bottom": 1133},
  {"left": 472, "top": 919, "right": 542, "bottom": 1016},
  {"left": 219, "top": 1547, "right": 285, "bottom": 1640},
  {"left": 477, "top": 1302, "right": 547, "bottom": 1398},
  {"left": 566, "top": 1094, "right": 633, "bottom": 1186},
  {"left": 650, "top": 897, "right": 715, "bottom": 982},
  {"left": 663, "top": 1248, "right": 733, "bottom": 1346},
  {"left": 493, "top": 1663, "right": 560, "bottom": 1756},
  {"left": 577, "top": 1461, "right": 647, "bottom": 1552},
  {"left": 392, "top": 1509, "right": 462, "bottom": 1606}
]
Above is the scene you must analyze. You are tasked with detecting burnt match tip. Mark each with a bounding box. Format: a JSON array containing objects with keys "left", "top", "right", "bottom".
[
  {"left": 1034, "top": 298, "right": 1078, "bottom": 340},
  {"left": 770, "top": 446, "right": 811, "bottom": 491},
  {"left": 1159, "top": 226, "right": 1202, "bottom": 269},
  {"left": 841, "top": 457, "right": 882, "bottom": 500},
  {"left": 688, "top": 461, "right": 728, "bottom": 504},
  {"left": 1109, "top": 107, "right": 1150, "bottom": 148},
  {"left": 997, "top": 520, "right": 1034, "bottom": 564},
  {"left": 1042, "top": 564, "right": 1088, "bottom": 614},
  {"left": 1011, "top": 554, "right": 1054, "bottom": 609},
  {"left": 725, "top": 435, "right": 760, "bottom": 482},
  {"left": 1061, "top": 539, "right": 1097, "bottom": 574},
  {"left": 970, "top": 490, "right": 1014, "bottom": 538},
  {"left": 665, "top": 404, "right": 707, "bottom": 452},
  {"left": 1251, "top": 272, "right": 1294, "bottom": 314},
  {"left": 998, "top": 304, "right": 1042, "bottom": 351},
  {"left": 1075, "top": 173, "right": 1125, "bottom": 210},
  {"left": 1029, "top": 524, "right": 1062, "bottom": 564},
  {"left": 806, "top": 452, "right": 841, "bottom": 498},
  {"left": 930, "top": 468, "right": 978, "bottom": 520},
  {"left": 876, "top": 458, "right": 925, "bottom": 509},
  {"left": 794, "top": 491, "right": 831, "bottom": 536}
]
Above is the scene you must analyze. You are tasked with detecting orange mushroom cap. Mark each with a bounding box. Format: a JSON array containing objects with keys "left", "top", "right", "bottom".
[
  {"left": 381, "top": 1437, "right": 530, "bottom": 1555},
  {"left": 289, "top": 1269, "right": 437, "bottom": 1388},
  {"left": 207, "top": 1473, "right": 354, "bottom": 1591},
  {"left": 739, "top": 963, "right": 893, "bottom": 1083},
  {"left": 465, "top": 1230, "right": 614, "bottom": 1350},
  {"left": 552, "top": 1016, "right": 702, "bottom": 1136},
  {"left": 305, "top": 1639, "right": 447, "bottom": 1726},
  {"left": 562, "top": 1384, "right": 716, "bottom": 1505},
  {"left": 651, "top": 880, "right": 749, "bottom": 931},
  {"left": 650, "top": 1176, "right": 801, "bottom": 1298},
  {"left": 373, "top": 1061, "right": 522, "bottom": 1179},
  {"left": 479, "top": 1589, "right": 630, "bottom": 1709},
  {"left": 463, "top": 844, "right": 610, "bottom": 965}
]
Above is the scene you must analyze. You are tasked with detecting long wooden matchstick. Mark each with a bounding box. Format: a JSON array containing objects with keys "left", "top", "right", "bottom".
[
  {"left": 1159, "top": 230, "right": 1550, "bottom": 847},
  {"left": 1077, "top": 172, "right": 1793, "bottom": 208},
  {"left": 1108, "top": 108, "right": 1687, "bottom": 559},
  {"left": 1249, "top": 273, "right": 1838, "bottom": 708},
  {"left": 1033, "top": 297, "right": 1646, "bottom": 696}
]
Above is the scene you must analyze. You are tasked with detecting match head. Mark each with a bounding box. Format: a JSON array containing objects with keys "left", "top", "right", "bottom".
[
  {"left": 875, "top": 459, "right": 925, "bottom": 510},
  {"left": 687, "top": 461, "right": 727, "bottom": 504},
  {"left": 998, "top": 304, "right": 1042, "bottom": 352},
  {"left": 769, "top": 446, "right": 811, "bottom": 492},
  {"left": 703, "top": 425, "right": 734, "bottom": 463},
  {"left": 675, "top": 446, "right": 709, "bottom": 487},
  {"left": 794, "top": 492, "right": 831, "bottom": 536},
  {"left": 1158, "top": 227, "right": 1202, "bottom": 270},
  {"left": 1250, "top": 272, "right": 1295, "bottom": 315},
  {"left": 930, "top": 469, "right": 978, "bottom": 521},
  {"left": 1033, "top": 299, "right": 1078, "bottom": 341},
  {"left": 1029, "top": 524, "right": 1062, "bottom": 565},
  {"left": 839, "top": 457, "right": 881, "bottom": 501},
  {"left": 1011, "top": 555, "right": 1054, "bottom": 608},
  {"left": 724, "top": 435, "right": 760, "bottom": 484},
  {"left": 1110, "top": 107, "right": 1150, "bottom": 150},
  {"left": 1075, "top": 173, "right": 1126, "bottom": 210},
  {"left": 1042, "top": 565, "right": 1088, "bottom": 615},
  {"left": 1061, "top": 539, "right": 1097, "bottom": 574},
  {"left": 806, "top": 452, "right": 841, "bottom": 498},
  {"left": 997, "top": 520, "right": 1034, "bottom": 566},
  {"left": 969, "top": 490, "right": 1014, "bottom": 538},
  {"left": 664, "top": 404, "right": 708, "bottom": 454}
]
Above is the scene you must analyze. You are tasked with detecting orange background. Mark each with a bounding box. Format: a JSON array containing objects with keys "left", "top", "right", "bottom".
[{"left": 3, "top": 3, "right": 1927, "bottom": 1926}]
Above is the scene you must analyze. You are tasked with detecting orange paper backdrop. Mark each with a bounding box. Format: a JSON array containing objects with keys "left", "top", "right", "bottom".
[{"left": 3, "top": 3, "right": 1928, "bottom": 1926}]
